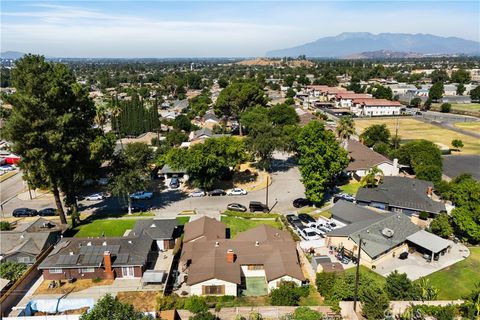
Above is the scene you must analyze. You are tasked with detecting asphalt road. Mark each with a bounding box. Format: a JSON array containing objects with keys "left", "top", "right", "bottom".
[
  {"left": 0, "top": 171, "right": 25, "bottom": 203},
  {"left": 443, "top": 155, "right": 480, "bottom": 181},
  {"left": 0, "top": 152, "right": 306, "bottom": 217}
]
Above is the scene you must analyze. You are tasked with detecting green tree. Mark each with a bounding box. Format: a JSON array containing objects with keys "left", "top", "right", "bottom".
[
  {"left": 359, "top": 124, "right": 391, "bottom": 147},
  {"left": 360, "top": 166, "right": 384, "bottom": 188},
  {"left": 360, "top": 285, "right": 390, "bottom": 320},
  {"left": 284, "top": 75, "right": 295, "bottom": 87},
  {"left": 410, "top": 97, "right": 422, "bottom": 108},
  {"left": 166, "top": 137, "right": 246, "bottom": 190},
  {"left": 297, "top": 121, "right": 349, "bottom": 203},
  {"left": 430, "top": 214, "right": 453, "bottom": 238},
  {"left": 80, "top": 294, "right": 152, "bottom": 320},
  {"left": 470, "top": 86, "right": 480, "bottom": 101},
  {"left": 393, "top": 140, "right": 442, "bottom": 182},
  {"left": 189, "top": 312, "right": 217, "bottom": 320},
  {"left": 316, "top": 272, "right": 337, "bottom": 299},
  {"left": 417, "top": 278, "right": 440, "bottom": 301},
  {"left": 428, "top": 82, "right": 444, "bottom": 102},
  {"left": 385, "top": 271, "right": 418, "bottom": 300},
  {"left": 451, "top": 69, "right": 471, "bottom": 84},
  {"left": 270, "top": 282, "right": 307, "bottom": 306},
  {"left": 451, "top": 206, "right": 480, "bottom": 244},
  {"left": 215, "top": 82, "right": 267, "bottom": 135},
  {"left": 3, "top": 55, "right": 104, "bottom": 224},
  {"left": 218, "top": 77, "right": 229, "bottom": 88},
  {"left": 451, "top": 139, "right": 464, "bottom": 150},
  {"left": 430, "top": 70, "right": 449, "bottom": 83},
  {"left": 184, "top": 296, "right": 208, "bottom": 314},
  {"left": 336, "top": 116, "right": 355, "bottom": 148},
  {"left": 173, "top": 114, "right": 193, "bottom": 132},
  {"left": 460, "top": 282, "right": 480, "bottom": 319},
  {"left": 286, "top": 88, "right": 296, "bottom": 98},
  {"left": 456, "top": 83, "right": 466, "bottom": 95},
  {"left": 370, "top": 84, "right": 393, "bottom": 100},
  {"left": 440, "top": 103, "right": 451, "bottom": 113},
  {"left": 286, "top": 307, "right": 324, "bottom": 320},
  {"left": 0, "top": 261, "right": 28, "bottom": 281},
  {"left": 268, "top": 104, "right": 299, "bottom": 126}
]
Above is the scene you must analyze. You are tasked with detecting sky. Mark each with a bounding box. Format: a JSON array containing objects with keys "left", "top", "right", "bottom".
[{"left": 1, "top": 1, "right": 479, "bottom": 57}]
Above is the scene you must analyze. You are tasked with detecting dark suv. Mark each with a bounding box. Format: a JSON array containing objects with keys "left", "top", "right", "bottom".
[
  {"left": 249, "top": 201, "right": 269, "bottom": 213},
  {"left": 12, "top": 208, "right": 38, "bottom": 217}
]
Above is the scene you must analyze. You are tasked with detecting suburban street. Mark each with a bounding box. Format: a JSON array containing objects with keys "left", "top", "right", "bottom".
[{"left": 0, "top": 152, "right": 306, "bottom": 218}]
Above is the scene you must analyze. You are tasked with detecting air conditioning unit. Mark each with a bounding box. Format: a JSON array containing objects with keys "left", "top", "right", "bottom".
[{"left": 382, "top": 228, "right": 394, "bottom": 238}]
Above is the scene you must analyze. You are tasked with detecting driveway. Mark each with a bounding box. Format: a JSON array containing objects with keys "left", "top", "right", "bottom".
[
  {"left": 374, "top": 243, "right": 470, "bottom": 280},
  {"left": 443, "top": 154, "right": 480, "bottom": 180}
]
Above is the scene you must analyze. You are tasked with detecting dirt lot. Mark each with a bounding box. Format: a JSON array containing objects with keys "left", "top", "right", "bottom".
[
  {"left": 355, "top": 118, "right": 480, "bottom": 155},
  {"left": 117, "top": 291, "right": 159, "bottom": 312},
  {"left": 34, "top": 279, "right": 114, "bottom": 295}
]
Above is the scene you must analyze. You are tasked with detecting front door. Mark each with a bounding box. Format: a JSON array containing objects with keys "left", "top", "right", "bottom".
[{"left": 122, "top": 266, "right": 135, "bottom": 278}]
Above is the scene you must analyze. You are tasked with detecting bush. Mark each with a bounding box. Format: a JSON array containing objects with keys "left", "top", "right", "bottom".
[
  {"left": 430, "top": 214, "right": 453, "bottom": 238},
  {"left": 0, "top": 261, "right": 28, "bottom": 281},
  {"left": 0, "top": 221, "right": 11, "bottom": 231},
  {"left": 316, "top": 272, "right": 337, "bottom": 300},
  {"left": 189, "top": 311, "right": 217, "bottom": 320},
  {"left": 184, "top": 296, "right": 208, "bottom": 314},
  {"left": 270, "top": 282, "right": 307, "bottom": 306},
  {"left": 440, "top": 103, "right": 451, "bottom": 113},
  {"left": 419, "top": 211, "right": 429, "bottom": 220},
  {"left": 286, "top": 306, "right": 324, "bottom": 320},
  {"left": 157, "top": 294, "right": 185, "bottom": 311},
  {"left": 360, "top": 284, "right": 390, "bottom": 320},
  {"left": 385, "top": 270, "right": 419, "bottom": 300}
]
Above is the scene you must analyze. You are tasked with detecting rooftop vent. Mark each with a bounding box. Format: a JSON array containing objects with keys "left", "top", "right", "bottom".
[
  {"left": 382, "top": 228, "right": 395, "bottom": 238},
  {"left": 102, "top": 241, "right": 107, "bottom": 246},
  {"left": 128, "top": 240, "right": 133, "bottom": 244},
  {"left": 87, "top": 242, "right": 92, "bottom": 246},
  {"left": 69, "top": 251, "right": 74, "bottom": 256},
  {"left": 150, "top": 224, "right": 156, "bottom": 228}
]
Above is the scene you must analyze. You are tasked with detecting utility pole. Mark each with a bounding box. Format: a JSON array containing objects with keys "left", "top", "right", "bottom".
[{"left": 353, "top": 237, "right": 364, "bottom": 312}]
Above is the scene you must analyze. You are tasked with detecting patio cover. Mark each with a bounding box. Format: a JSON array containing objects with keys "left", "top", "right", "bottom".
[
  {"left": 141, "top": 270, "right": 166, "bottom": 284},
  {"left": 406, "top": 230, "right": 452, "bottom": 254}
]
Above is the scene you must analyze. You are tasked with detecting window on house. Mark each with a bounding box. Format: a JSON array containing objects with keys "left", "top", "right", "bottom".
[
  {"left": 79, "top": 268, "right": 95, "bottom": 273},
  {"left": 18, "top": 257, "right": 32, "bottom": 263},
  {"left": 247, "top": 265, "right": 264, "bottom": 271},
  {"left": 202, "top": 285, "right": 225, "bottom": 295},
  {"left": 49, "top": 268, "right": 63, "bottom": 274}
]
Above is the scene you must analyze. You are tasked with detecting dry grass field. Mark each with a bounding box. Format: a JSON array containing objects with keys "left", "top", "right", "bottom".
[
  {"left": 454, "top": 121, "right": 480, "bottom": 133},
  {"left": 355, "top": 118, "right": 480, "bottom": 155}
]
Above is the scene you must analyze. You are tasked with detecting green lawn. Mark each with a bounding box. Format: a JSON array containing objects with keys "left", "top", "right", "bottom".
[
  {"left": 74, "top": 219, "right": 136, "bottom": 237},
  {"left": 344, "top": 266, "right": 386, "bottom": 285},
  {"left": 221, "top": 216, "right": 282, "bottom": 238},
  {"left": 339, "top": 181, "right": 362, "bottom": 195},
  {"left": 176, "top": 216, "right": 191, "bottom": 225},
  {"left": 418, "top": 247, "right": 480, "bottom": 300}
]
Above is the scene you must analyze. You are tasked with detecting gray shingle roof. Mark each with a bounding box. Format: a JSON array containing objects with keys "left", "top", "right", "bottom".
[
  {"left": 346, "top": 140, "right": 392, "bottom": 171},
  {"left": 330, "top": 200, "right": 390, "bottom": 224},
  {"left": 131, "top": 219, "right": 178, "bottom": 240},
  {"left": 355, "top": 176, "right": 446, "bottom": 214},
  {"left": 39, "top": 234, "right": 153, "bottom": 269}
]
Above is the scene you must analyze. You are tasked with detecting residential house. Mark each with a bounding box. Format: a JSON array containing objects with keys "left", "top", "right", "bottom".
[
  {"left": 351, "top": 98, "right": 403, "bottom": 117},
  {"left": 180, "top": 217, "right": 305, "bottom": 296},
  {"left": 0, "top": 218, "right": 66, "bottom": 265},
  {"left": 202, "top": 112, "right": 220, "bottom": 130},
  {"left": 386, "top": 83, "right": 417, "bottom": 96},
  {"left": 158, "top": 164, "right": 189, "bottom": 180},
  {"left": 131, "top": 219, "right": 179, "bottom": 251},
  {"left": 38, "top": 234, "right": 156, "bottom": 280},
  {"left": 355, "top": 176, "right": 446, "bottom": 216},
  {"left": 345, "top": 140, "right": 399, "bottom": 179},
  {"left": 326, "top": 201, "right": 451, "bottom": 267}
]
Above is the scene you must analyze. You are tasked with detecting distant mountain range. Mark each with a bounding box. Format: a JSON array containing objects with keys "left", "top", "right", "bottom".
[
  {"left": 1, "top": 51, "right": 26, "bottom": 59},
  {"left": 266, "top": 32, "right": 480, "bottom": 58}
]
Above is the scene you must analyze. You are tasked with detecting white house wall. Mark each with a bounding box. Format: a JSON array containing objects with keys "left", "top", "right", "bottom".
[
  {"left": 267, "top": 276, "right": 302, "bottom": 292},
  {"left": 240, "top": 266, "right": 267, "bottom": 278},
  {"left": 190, "top": 278, "right": 238, "bottom": 296}
]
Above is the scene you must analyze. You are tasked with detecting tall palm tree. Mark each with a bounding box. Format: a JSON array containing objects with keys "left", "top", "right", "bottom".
[
  {"left": 336, "top": 116, "right": 355, "bottom": 149},
  {"left": 94, "top": 104, "right": 107, "bottom": 130},
  {"left": 361, "top": 166, "right": 384, "bottom": 188}
]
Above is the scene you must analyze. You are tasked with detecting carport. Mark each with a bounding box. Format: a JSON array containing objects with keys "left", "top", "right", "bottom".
[{"left": 406, "top": 230, "right": 452, "bottom": 262}]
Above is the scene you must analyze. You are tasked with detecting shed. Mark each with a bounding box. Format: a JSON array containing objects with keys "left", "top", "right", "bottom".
[{"left": 406, "top": 230, "right": 452, "bottom": 259}]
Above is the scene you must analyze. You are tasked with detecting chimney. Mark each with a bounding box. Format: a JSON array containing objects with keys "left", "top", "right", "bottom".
[
  {"left": 226, "top": 249, "right": 235, "bottom": 263},
  {"left": 427, "top": 186, "right": 433, "bottom": 197},
  {"left": 103, "top": 251, "right": 115, "bottom": 279}
]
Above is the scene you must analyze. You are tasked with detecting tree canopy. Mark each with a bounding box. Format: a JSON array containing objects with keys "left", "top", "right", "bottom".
[
  {"left": 393, "top": 139, "right": 442, "bottom": 182},
  {"left": 80, "top": 294, "right": 152, "bottom": 320},
  {"left": 297, "top": 121, "right": 348, "bottom": 203},
  {"left": 359, "top": 124, "right": 391, "bottom": 147}
]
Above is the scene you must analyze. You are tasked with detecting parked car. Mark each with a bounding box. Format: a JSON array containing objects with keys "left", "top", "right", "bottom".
[
  {"left": 227, "top": 203, "right": 247, "bottom": 212},
  {"left": 0, "top": 165, "right": 16, "bottom": 171},
  {"left": 128, "top": 204, "right": 150, "bottom": 213},
  {"left": 293, "top": 198, "right": 312, "bottom": 208},
  {"left": 227, "top": 188, "right": 248, "bottom": 196},
  {"left": 209, "top": 189, "right": 226, "bottom": 196},
  {"left": 300, "top": 228, "right": 321, "bottom": 241},
  {"left": 85, "top": 193, "right": 105, "bottom": 201},
  {"left": 316, "top": 225, "right": 332, "bottom": 234},
  {"left": 38, "top": 208, "right": 57, "bottom": 216},
  {"left": 286, "top": 214, "right": 304, "bottom": 229},
  {"left": 169, "top": 177, "right": 180, "bottom": 189},
  {"left": 189, "top": 189, "right": 206, "bottom": 197},
  {"left": 298, "top": 213, "right": 316, "bottom": 226},
  {"left": 130, "top": 191, "right": 153, "bottom": 200},
  {"left": 333, "top": 193, "right": 355, "bottom": 203},
  {"left": 12, "top": 208, "right": 38, "bottom": 217},
  {"left": 399, "top": 252, "right": 409, "bottom": 260},
  {"left": 249, "top": 201, "right": 269, "bottom": 213}
]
